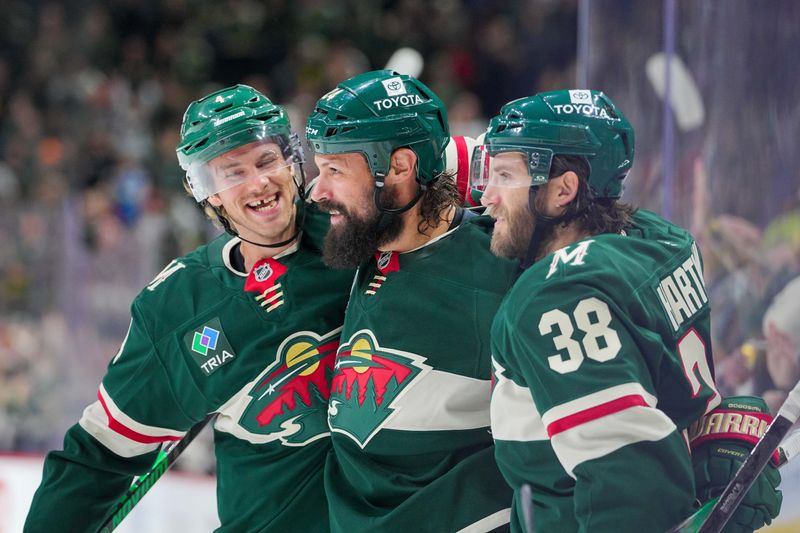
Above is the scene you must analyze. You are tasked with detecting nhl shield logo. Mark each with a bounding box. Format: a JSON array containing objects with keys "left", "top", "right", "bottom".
[
  {"left": 374, "top": 251, "right": 400, "bottom": 275},
  {"left": 328, "top": 329, "right": 431, "bottom": 448},
  {"left": 254, "top": 262, "right": 273, "bottom": 282},
  {"left": 377, "top": 251, "right": 392, "bottom": 271}
]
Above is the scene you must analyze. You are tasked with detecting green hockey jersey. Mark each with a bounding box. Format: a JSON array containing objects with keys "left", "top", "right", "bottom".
[
  {"left": 490, "top": 209, "right": 721, "bottom": 533},
  {"left": 25, "top": 212, "right": 353, "bottom": 533},
  {"left": 326, "top": 215, "right": 518, "bottom": 533}
]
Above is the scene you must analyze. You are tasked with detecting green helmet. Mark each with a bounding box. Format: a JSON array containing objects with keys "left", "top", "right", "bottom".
[
  {"left": 176, "top": 84, "right": 302, "bottom": 202},
  {"left": 480, "top": 89, "right": 634, "bottom": 198},
  {"left": 305, "top": 70, "right": 449, "bottom": 184}
]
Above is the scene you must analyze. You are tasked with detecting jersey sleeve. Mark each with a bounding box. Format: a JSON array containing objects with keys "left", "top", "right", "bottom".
[
  {"left": 24, "top": 298, "right": 209, "bottom": 533},
  {"left": 500, "top": 281, "right": 696, "bottom": 532}
]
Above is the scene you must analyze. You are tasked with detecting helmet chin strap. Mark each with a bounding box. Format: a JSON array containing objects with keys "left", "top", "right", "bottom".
[{"left": 372, "top": 173, "right": 427, "bottom": 232}]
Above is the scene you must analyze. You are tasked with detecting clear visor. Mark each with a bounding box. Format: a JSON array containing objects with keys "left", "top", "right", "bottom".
[
  {"left": 184, "top": 133, "right": 304, "bottom": 202},
  {"left": 468, "top": 144, "right": 554, "bottom": 194}
]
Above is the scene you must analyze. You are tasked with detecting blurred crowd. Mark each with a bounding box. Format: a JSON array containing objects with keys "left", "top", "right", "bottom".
[
  {"left": 2, "top": 0, "right": 799, "bottom": 476},
  {"left": 696, "top": 187, "right": 800, "bottom": 414},
  {"left": 0, "top": 0, "right": 576, "bottom": 455}
]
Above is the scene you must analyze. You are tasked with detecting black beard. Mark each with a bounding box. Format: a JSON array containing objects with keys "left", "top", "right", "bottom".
[{"left": 317, "top": 197, "right": 404, "bottom": 269}]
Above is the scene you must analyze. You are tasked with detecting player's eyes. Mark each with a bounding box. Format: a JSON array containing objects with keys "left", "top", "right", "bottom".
[
  {"left": 223, "top": 170, "right": 247, "bottom": 180},
  {"left": 257, "top": 158, "right": 280, "bottom": 170}
]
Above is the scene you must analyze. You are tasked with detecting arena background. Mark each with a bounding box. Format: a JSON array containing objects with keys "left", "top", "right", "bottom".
[{"left": 1, "top": 1, "right": 798, "bottom": 530}]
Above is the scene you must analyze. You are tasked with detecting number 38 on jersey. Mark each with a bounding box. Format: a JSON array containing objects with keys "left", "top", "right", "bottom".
[
  {"left": 539, "top": 297, "right": 622, "bottom": 374},
  {"left": 538, "top": 296, "right": 719, "bottom": 408}
]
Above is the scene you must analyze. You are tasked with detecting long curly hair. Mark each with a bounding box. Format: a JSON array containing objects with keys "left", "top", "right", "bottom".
[
  {"left": 417, "top": 171, "right": 460, "bottom": 235},
  {"left": 551, "top": 155, "right": 637, "bottom": 235}
]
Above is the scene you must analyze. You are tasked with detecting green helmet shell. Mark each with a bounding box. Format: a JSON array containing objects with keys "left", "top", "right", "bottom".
[
  {"left": 305, "top": 70, "right": 449, "bottom": 184},
  {"left": 176, "top": 85, "right": 294, "bottom": 201},
  {"left": 485, "top": 89, "right": 634, "bottom": 198}
]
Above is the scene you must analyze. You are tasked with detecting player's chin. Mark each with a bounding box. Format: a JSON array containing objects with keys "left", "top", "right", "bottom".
[{"left": 490, "top": 232, "right": 517, "bottom": 259}]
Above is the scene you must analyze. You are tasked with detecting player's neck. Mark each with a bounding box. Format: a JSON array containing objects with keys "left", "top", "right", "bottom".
[
  {"left": 239, "top": 238, "right": 295, "bottom": 272},
  {"left": 538, "top": 222, "right": 592, "bottom": 260},
  {"left": 379, "top": 204, "right": 456, "bottom": 253}
]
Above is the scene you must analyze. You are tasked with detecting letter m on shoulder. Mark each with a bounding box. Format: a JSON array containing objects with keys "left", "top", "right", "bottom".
[
  {"left": 147, "top": 260, "right": 186, "bottom": 291},
  {"left": 546, "top": 240, "right": 594, "bottom": 279}
]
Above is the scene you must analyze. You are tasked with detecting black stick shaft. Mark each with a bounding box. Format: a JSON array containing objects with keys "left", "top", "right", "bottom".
[
  {"left": 96, "top": 413, "right": 216, "bottom": 533},
  {"left": 697, "top": 416, "right": 792, "bottom": 533},
  {"left": 696, "top": 377, "right": 800, "bottom": 533}
]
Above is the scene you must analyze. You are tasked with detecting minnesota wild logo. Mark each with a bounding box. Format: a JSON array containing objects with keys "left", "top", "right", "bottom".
[
  {"left": 329, "top": 329, "right": 432, "bottom": 448},
  {"left": 237, "top": 328, "right": 341, "bottom": 446}
]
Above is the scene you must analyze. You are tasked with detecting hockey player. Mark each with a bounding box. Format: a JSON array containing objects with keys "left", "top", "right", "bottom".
[
  {"left": 24, "top": 85, "right": 353, "bottom": 532},
  {"left": 474, "top": 90, "right": 782, "bottom": 532},
  {"left": 305, "top": 70, "right": 517, "bottom": 532}
]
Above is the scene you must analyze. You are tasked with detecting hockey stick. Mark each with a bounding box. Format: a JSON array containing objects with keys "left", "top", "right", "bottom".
[
  {"left": 97, "top": 413, "right": 217, "bottom": 533},
  {"left": 777, "top": 426, "right": 800, "bottom": 466},
  {"left": 520, "top": 483, "right": 535, "bottom": 533},
  {"left": 667, "top": 380, "right": 800, "bottom": 533}
]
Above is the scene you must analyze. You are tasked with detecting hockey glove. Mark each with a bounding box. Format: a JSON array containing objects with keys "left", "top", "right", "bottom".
[{"left": 690, "top": 396, "right": 782, "bottom": 533}]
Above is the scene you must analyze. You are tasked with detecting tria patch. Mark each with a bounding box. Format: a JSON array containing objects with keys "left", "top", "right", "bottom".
[
  {"left": 328, "top": 329, "right": 431, "bottom": 448},
  {"left": 185, "top": 317, "right": 236, "bottom": 376}
]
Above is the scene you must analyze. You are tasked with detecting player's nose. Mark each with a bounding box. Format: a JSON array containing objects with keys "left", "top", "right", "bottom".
[{"left": 309, "top": 175, "right": 330, "bottom": 203}]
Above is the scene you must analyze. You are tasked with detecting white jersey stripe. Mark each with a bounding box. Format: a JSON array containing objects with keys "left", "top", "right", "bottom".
[
  {"left": 456, "top": 508, "right": 512, "bottom": 533},
  {"left": 111, "top": 319, "right": 132, "bottom": 365},
  {"left": 550, "top": 405, "right": 676, "bottom": 478},
  {"left": 78, "top": 401, "right": 162, "bottom": 458},
  {"left": 98, "top": 383, "right": 185, "bottom": 439},
  {"left": 383, "top": 370, "right": 492, "bottom": 431},
  {"left": 540, "top": 382, "right": 658, "bottom": 429},
  {"left": 490, "top": 357, "right": 547, "bottom": 442}
]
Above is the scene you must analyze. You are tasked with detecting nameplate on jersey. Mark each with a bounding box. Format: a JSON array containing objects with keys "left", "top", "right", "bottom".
[
  {"left": 184, "top": 317, "right": 237, "bottom": 376},
  {"left": 654, "top": 243, "right": 708, "bottom": 331}
]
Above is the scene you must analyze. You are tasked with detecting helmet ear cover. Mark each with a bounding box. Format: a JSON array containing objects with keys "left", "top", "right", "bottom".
[{"left": 305, "top": 70, "right": 450, "bottom": 185}]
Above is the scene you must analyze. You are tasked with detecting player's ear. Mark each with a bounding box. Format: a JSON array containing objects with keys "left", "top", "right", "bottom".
[
  {"left": 553, "top": 170, "right": 580, "bottom": 207},
  {"left": 386, "top": 148, "right": 417, "bottom": 186},
  {"left": 207, "top": 194, "right": 223, "bottom": 208}
]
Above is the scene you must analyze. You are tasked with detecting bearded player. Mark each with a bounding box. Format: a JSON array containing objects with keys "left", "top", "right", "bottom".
[
  {"left": 306, "top": 70, "right": 517, "bottom": 532},
  {"left": 475, "top": 90, "right": 782, "bottom": 532},
  {"left": 25, "top": 85, "right": 353, "bottom": 532}
]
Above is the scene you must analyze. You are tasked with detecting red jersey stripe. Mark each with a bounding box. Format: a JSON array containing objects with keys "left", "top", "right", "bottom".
[
  {"left": 547, "top": 394, "right": 649, "bottom": 437},
  {"left": 97, "top": 390, "right": 183, "bottom": 444}
]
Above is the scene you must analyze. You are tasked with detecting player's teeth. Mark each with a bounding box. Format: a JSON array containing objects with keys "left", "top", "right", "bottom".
[{"left": 249, "top": 196, "right": 278, "bottom": 210}]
